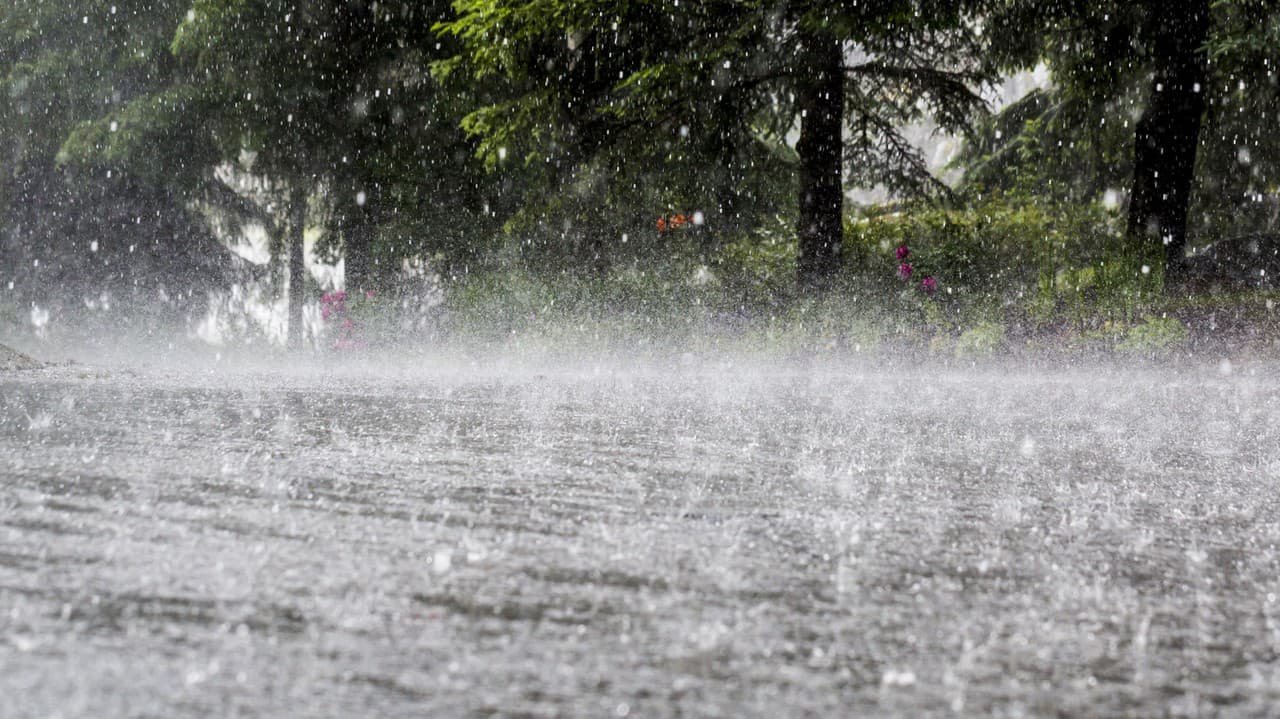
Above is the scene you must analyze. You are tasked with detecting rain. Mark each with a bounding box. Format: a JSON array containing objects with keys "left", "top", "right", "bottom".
[{"left": 3, "top": 1, "right": 1280, "bottom": 717}]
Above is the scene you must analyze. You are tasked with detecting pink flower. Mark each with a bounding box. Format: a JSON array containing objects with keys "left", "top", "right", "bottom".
[
  {"left": 896, "top": 245, "right": 910, "bottom": 261},
  {"left": 921, "top": 276, "right": 937, "bottom": 294},
  {"left": 334, "top": 291, "right": 346, "bottom": 302},
  {"left": 341, "top": 319, "right": 354, "bottom": 329},
  {"left": 321, "top": 306, "right": 331, "bottom": 319},
  {"left": 897, "top": 263, "right": 913, "bottom": 280},
  {"left": 365, "top": 290, "right": 376, "bottom": 299}
]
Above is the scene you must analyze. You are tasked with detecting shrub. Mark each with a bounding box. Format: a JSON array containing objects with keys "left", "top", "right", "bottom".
[
  {"left": 844, "top": 197, "right": 1151, "bottom": 331},
  {"left": 714, "top": 214, "right": 798, "bottom": 309},
  {"left": 1117, "top": 316, "right": 1188, "bottom": 357},
  {"left": 955, "top": 321, "right": 1008, "bottom": 359}
]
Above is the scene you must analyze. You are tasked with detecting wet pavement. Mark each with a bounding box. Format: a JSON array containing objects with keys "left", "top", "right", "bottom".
[{"left": 3, "top": 359, "right": 1280, "bottom": 717}]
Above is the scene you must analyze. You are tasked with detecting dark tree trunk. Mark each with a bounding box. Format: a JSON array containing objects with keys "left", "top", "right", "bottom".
[
  {"left": 1126, "top": 0, "right": 1210, "bottom": 284},
  {"left": 286, "top": 181, "right": 307, "bottom": 351},
  {"left": 795, "top": 25, "right": 845, "bottom": 291},
  {"left": 706, "top": 98, "right": 744, "bottom": 261},
  {"left": 342, "top": 182, "right": 381, "bottom": 294}
]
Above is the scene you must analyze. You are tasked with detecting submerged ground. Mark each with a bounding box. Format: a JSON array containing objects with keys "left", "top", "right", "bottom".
[{"left": 2, "top": 356, "right": 1279, "bottom": 717}]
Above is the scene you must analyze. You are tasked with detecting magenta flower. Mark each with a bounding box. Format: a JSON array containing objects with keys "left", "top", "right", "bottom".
[
  {"left": 921, "top": 276, "right": 937, "bottom": 294},
  {"left": 897, "top": 263, "right": 913, "bottom": 280},
  {"left": 365, "top": 290, "right": 376, "bottom": 299},
  {"left": 896, "top": 245, "right": 910, "bottom": 261}
]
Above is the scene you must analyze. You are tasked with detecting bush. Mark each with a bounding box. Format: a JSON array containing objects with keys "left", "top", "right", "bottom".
[
  {"left": 955, "top": 321, "right": 1007, "bottom": 359},
  {"left": 1117, "top": 316, "right": 1188, "bottom": 358},
  {"left": 714, "top": 214, "right": 798, "bottom": 309},
  {"left": 843, "top": 197, "right": 1141, "bottom": 331}
]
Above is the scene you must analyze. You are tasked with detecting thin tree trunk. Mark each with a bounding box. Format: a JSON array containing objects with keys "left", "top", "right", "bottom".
[
  {"left": 1126, "top": 0, "right": 1210, "bottom": 285},
  {"left": 342, "top": 183, "right": 378, "bottom": 294},
  {"left": 795, "top": 25, "right": 845, "bottom": 291},
  {"left": 706, "top": 98, "right": 742, "bottom": 262},
  {"left": 287, "top": 180, "right": 307, "bottom": 350}
]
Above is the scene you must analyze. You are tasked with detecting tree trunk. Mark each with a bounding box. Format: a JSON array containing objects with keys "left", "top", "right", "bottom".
[
  {"left": 795, "top": 25, "right": 845, "bottom": 291},
  {"left": 1126, "top": 0, "right": 1210, "bottom": 285},
  {"left": 342, "top": 183, "right": 379, "bottom": 294},
  {"left": 706, "top": 98, "right": 743, "bottom": 261},
  {"left": 286, "top": 181, "right": 307, "bottom": 351}
]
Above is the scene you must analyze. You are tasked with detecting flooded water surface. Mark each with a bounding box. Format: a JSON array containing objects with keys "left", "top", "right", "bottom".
[{"left": 3, "top": 360, "right": 1280, "bottom": 717}]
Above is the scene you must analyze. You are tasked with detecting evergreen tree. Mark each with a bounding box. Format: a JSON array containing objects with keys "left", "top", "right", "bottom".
[
  {"left": 439, "top": 0, "right": 993, "bottom": 288},
  {"left": 60, "top": 0, "right": 500, "bottom": 347},
  {"left": 1, "top": 1, "right": 226, "bottom": 333},
  {"left": 966, "top": 0, "right": 1278, "bottom": 283}
]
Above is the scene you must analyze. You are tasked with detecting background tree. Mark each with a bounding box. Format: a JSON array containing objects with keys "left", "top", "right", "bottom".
[
  {"left": 965, "top": 0, "right": 1278, "bottom": 283},
  {"left": 60, "top": 0, "right": 502, "bottom": 347},
  {"left": 1, "top": 1, "right": 229, "bottom": 336},
  {"left": 1125, "top": 0, "right": 1210, "bottom": 280},
  {"left": 439, "top": 0, "right": 993, "bottom": 289}
]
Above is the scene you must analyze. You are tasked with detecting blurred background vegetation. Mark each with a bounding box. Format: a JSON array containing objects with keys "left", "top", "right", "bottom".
[{"left": 1, "top": 0, "right": 1277, "bottom": 358}]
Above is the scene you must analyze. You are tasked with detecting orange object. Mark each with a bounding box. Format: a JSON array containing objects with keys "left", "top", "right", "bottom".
[{"left": 656, "top": 218, "right": 667, "bottom": 232}]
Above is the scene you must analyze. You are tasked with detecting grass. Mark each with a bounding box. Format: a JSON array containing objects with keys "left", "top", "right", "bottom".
[
  {"left": 412, "top": 262, "right": 1280, "bottom": 366},
  {"left": 393, "top": 199, "right": 1279, "bottom": 364}
]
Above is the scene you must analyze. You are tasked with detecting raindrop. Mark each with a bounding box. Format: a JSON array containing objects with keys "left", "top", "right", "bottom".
[
  {"left": 432, "top": 550, "right": 452, "bottom": 573},
  {"left": 881, "top": 669, "right": 917, "bottom": 687}
]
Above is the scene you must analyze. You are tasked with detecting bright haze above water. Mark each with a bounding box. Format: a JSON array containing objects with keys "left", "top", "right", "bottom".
[{"left": 3, "top": 353, "right": 1280, "bottom": 717}]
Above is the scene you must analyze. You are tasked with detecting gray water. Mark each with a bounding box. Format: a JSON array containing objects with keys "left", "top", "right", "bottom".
[{"left": 3, "top": 359, "right": 1280, "bottom": 717}]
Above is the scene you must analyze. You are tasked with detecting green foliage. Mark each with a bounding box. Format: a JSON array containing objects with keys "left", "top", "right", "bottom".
[
  {"left": 0, "top": 1, "right": 228, "bottom": 322},
  {"left": 844, "top": 196, "right": 1146, "bottom": 330},
  {"left": 954, "top": 321, "right": 1007, "bottom": 359},
  {"left": 438, "top": 0, "right": 996, "bottom": 279},
  {"left": 4, "top": 0, "right": 1277, "bottom": 353},
  {"left": 963, "top": 0, "right": 1280, "bottom": 250},
  {"left": 1117, "top": 316, "right": 1189, "bottom": 357},
  {"left": 714, "top": 215, "right": 799, "bottom": 308}
]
